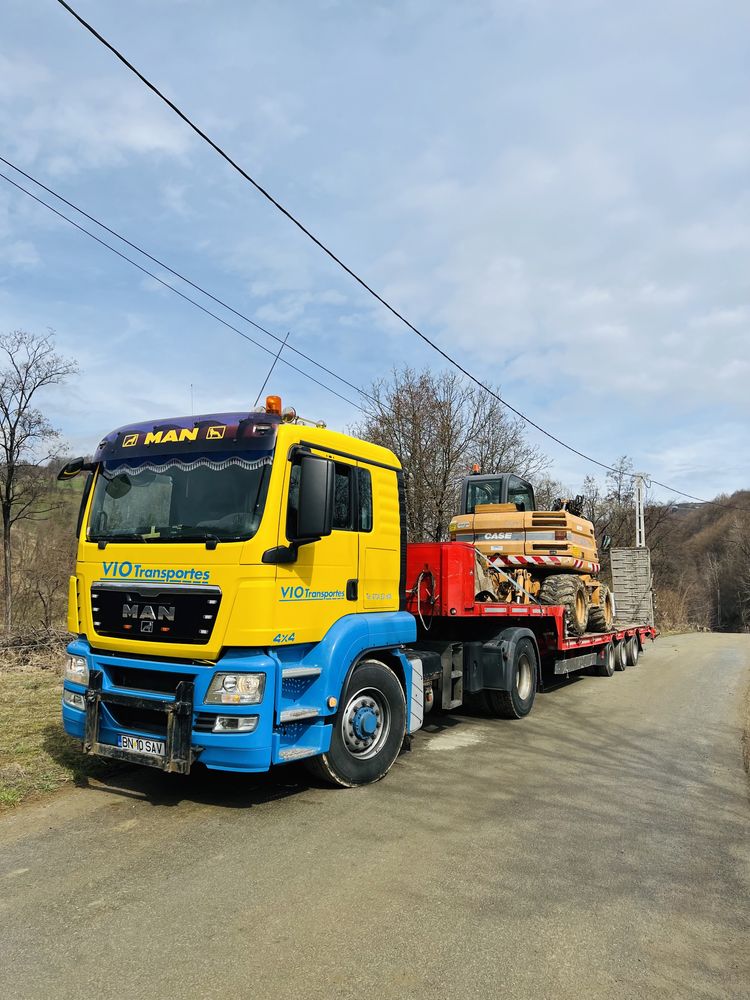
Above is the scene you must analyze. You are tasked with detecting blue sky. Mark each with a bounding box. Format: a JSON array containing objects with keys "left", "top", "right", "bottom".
[{"left": 1, "top": 0, "right": 748, "bottom": 501}]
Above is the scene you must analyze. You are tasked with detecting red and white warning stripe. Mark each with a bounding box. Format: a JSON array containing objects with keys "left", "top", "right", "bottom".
[{"left": 490, "top": 554, "right": 600, "bottom": 573}]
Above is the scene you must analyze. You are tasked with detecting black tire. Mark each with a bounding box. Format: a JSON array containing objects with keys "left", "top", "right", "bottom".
[
  {"left": 593, "top": 642, "right": 615, "bottom": 677},
  {"left": 538, "top": 574, "right": 589, "bottom": 636},
  {"left": 304, "top": 660, "right": 406, "bottom": 788},
  {"left": 614, "top": 640, "right": 628, "bottom": 671},
  {"left": 484, "top": 637, "right": 538, "bottom": 719},
  {"left": 587, "top": 584, "right": 614, "bottom": 632},
  {"left": 625, "top": 636, "right": 639, "bottom": 666}
]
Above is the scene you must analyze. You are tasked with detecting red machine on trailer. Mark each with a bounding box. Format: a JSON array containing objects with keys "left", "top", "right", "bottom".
[{"left": 404, "top": 543, "right": 657, "bottom": 721}]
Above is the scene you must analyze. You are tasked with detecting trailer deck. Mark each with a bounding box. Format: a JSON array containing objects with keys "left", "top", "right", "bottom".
[{"left": 406, "top": 541, "right": 657, "bottom": 673}]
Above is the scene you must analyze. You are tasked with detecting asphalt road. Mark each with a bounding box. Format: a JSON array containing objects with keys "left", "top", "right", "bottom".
[{"left": 1, "top": 633, "right": 748, "bottom": 1000}]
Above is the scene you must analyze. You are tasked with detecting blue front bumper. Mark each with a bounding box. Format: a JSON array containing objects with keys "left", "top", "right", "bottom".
[{"left": 62, "top": 639, "right": 288, "bottom": 773}]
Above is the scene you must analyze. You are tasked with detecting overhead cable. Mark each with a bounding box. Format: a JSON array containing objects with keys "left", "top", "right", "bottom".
[
  {"left": 0, "top": 169, "right": 363, "bottom": 411},
  {"left": 43, "top": 2, "right": 750, "bottom": 511},
  {"left": 0, "top": 155, "right": 375, "bottom": 406}
]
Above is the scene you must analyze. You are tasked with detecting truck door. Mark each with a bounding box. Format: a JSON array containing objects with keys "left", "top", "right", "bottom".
[{"left": 274, "top": 454, "right": 360, "bottom": 641}]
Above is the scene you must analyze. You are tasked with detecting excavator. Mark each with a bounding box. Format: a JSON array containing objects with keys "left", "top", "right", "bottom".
[{"left": 449, "top": 471, "right": 614, "bottom": 635}]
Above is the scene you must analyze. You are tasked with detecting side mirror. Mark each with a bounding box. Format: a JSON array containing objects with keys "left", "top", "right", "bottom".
[
  {"left": 262, "top": 455, "right": 335, "bottom": 565},
  {"left": 57, "top": 457, "right": 88, "bottom": 481},
  {"left": 601, "top": 534, "right": 612, "bottom": 551},
  {"left": 294, "top": 455, "right": 334, "bottom": 540}
]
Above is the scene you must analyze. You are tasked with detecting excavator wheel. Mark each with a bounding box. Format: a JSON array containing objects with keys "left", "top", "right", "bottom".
[
  {"left": 538, "top": 574, "right": 589, "bottom": 636},
  {"left": 587, "top": 583, "right": 615, "bottom": 632}
]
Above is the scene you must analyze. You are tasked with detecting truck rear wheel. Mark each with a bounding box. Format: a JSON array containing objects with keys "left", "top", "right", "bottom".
[
  {"left": 587, "top": 584, "right": 614, "bottom": 632},
  {"left": 538, "top": 574, "right": 589, "bottom": 636},
  {"left": 484, "top": 637, "right": 538, "bottom": 719},
  {"left": 305, "top": 660, "right": 406, "bottom": 788}
]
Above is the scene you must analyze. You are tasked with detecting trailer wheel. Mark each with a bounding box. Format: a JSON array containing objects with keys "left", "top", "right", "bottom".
[
  {"left": 614, "top": 640, "right": 628, "bottom": 671},
  {"left": 593, "top": 642, "right": 615, "bottom": 677},
  {"left": 484, "top": 638, "right": 538, "bottom": 719},
  {"left": 304, "top": 659, "right": 406, "bottom": 788},
  {"left": 625, "top": 636, "right": 639, "bottom": 666},
  {"left": 538, "top": 574, "right": 589, "bottom": 636}
]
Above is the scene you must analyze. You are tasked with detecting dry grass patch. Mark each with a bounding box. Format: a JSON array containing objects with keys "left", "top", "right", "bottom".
[{"left": 0, "top": 660, "right": 119, "bottom": 810}]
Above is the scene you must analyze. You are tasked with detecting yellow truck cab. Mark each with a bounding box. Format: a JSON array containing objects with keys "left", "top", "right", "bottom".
[{"left": 61, "top": 401, "right": 419, "bottom": 786}]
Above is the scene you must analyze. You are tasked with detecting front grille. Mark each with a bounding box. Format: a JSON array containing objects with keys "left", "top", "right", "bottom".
[
  {"left": 108, "top": 665, "right": 196, "bottom": 694},
  {"left": 107, "top": 704, "right": 168, "bottom": 736},
  {"left": 194, "top": 713, "right": 216, "bottom": 733},
  {"left": 91, "top": 582, "right": 222, "bottom": 644}
]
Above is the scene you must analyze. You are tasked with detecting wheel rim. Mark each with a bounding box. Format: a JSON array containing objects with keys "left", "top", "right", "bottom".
[
  {"left": 341, "top": 687, "right": 391, "bottom": 760},
  {"left": 516, "top": 654, "right": 533, "bottom": 700},
  {"left": 575, "top": 591, "right": 586, "bottom": 624}
]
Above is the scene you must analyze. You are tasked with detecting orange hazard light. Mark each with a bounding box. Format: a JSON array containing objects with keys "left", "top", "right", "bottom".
[{"left": 265, "top": 395, "right": 282, "bottom": 415}]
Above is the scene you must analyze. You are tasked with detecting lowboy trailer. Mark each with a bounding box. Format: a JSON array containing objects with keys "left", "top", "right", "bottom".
[{"left": 405, "top": 541, "right": 656, "bottom": 720}]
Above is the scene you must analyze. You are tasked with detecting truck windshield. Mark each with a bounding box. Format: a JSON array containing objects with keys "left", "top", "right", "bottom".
[{"left": 87, "top": 454, "right": 272, "bottom": 543}]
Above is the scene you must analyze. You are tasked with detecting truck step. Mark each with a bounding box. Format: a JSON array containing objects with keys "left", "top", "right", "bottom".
[
  {"left": 278, "top": 745, "right": 319, "bottom": 761},
  {"left": 281, "top": 667, "right": 322, "bottom": 680},
  {"left": 279, "top": 707, "right": 321, "bottom": 723}
]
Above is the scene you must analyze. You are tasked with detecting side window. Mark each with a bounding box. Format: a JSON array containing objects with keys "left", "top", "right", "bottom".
[
  {"left": 508, "top": 475, "right": 535, "bottom": 512},
  {"left": 358, "top": 468, "right": 373, "bottom": 532},
  {"left": 332, "top": 463, "right": 353, "bottom": 530},
  {"left": 286, "top": 458, "right": 373, "bottom": 536}
]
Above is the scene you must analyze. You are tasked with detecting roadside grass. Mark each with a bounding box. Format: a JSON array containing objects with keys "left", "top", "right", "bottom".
[
  {"left": 0, "top": 664, "right": 120, "bottom": 811},
  {"left": 743, "top": 677, "right": 750, "bottom": 778}
]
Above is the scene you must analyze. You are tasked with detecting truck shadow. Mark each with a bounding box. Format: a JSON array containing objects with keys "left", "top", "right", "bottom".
[
  {"left": 41, "top": 677, "right": 585, "bottom": 809},
  {"left": 41, "top": 724, "right": 315, "bottom": 809}
]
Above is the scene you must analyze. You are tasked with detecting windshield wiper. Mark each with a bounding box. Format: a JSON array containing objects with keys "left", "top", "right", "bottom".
[
  {"left": 91, "top": 532, "right": 147, "bottom": 549},
  {"left": 156, "top": 528, "right": 231, "bottom": 549}
]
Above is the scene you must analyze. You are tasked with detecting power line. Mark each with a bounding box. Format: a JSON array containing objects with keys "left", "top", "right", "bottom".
[
  {"left": 43, "top": 2, "right": 750, "bottom": 513},
  {"left": 0, "top": 155, "right": 375, "bottom": 406},
  {"left": 0, "top": 169, "right": 363, "bottom": 411},
  {"left": 5, "top": 174, "right": 747, "bottom": 516},
  {"left": 54, "top": 2, "right": 622, "bottom": 467}
]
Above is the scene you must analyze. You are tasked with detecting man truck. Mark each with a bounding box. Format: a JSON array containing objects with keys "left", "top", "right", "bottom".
[{"left": 60, "top": 397, "right": 655, "bottom": 787}]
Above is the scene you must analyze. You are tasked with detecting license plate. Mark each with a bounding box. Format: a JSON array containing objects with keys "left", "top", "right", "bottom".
[{"left": 118, "top": 734, "right": 166, "bottom": 758}]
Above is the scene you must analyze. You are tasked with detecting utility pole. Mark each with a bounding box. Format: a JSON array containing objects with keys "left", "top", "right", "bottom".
[{"left": 634, "top": 473, "right": 649, "bottom": 547}]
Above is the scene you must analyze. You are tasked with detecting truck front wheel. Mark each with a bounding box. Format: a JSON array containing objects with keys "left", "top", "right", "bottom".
[
  {"left": 305, "top": 660, "right": 406, "bottom": 788},
  {"left": 484, "top": 637, "right": 538, "bottom": 719}
]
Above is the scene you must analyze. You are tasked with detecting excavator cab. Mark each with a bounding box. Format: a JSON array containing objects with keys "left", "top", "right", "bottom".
[
  {"left": 460, "top": 473, "right": 536, "bottom": 514},
  {"left": 450, "top": 471, "right": 614, "bottom": 636}
]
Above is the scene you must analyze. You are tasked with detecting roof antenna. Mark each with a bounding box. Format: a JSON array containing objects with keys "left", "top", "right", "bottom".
[{"left": 254, "top": 331, "right": 290, "bottom": 407}]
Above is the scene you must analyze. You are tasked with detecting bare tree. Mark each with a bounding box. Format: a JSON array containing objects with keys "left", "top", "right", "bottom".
[
  {"left": 0, "top": 331, "right": 78, "bottom": 631},
  {"left": 351, "top": 367, "right": 548, "bottom": 541}
]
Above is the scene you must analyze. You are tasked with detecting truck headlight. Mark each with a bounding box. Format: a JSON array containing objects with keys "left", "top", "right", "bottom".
[
  {"left": 64, "top": 654, "right": 89, "bottom": 685},
  {"left": 206, "top": 672, "right": 265, "bottom": 705}
]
